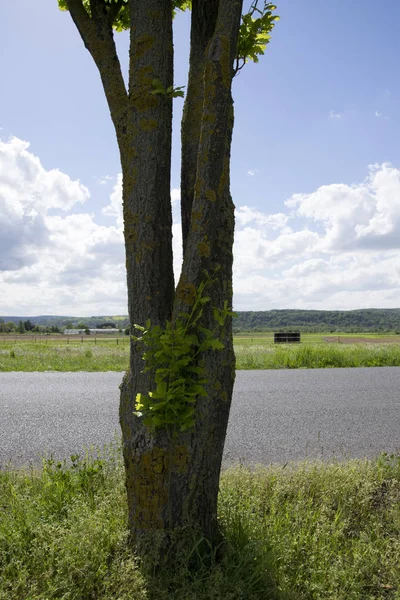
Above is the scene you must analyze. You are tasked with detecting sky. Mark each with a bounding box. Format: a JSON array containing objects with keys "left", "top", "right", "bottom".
[{"left": 1, "top": 0, "right": 400, "bottom": 316}]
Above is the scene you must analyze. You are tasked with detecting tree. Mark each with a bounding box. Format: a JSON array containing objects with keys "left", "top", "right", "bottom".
[
  {"left": 58, "top": 0, "right": 278, "bottom": 559},
  {"left": 24, "top": 319, "right": 34, "bottom": 332},
  {"left": 0, "top": 321, "right": 16, "bottom": 333},
  {"left": 18, "top": 321, "right": 26, "bottom": 334},
  {"left": 97, "top": 321, "right": 117, "bottom": 328}
]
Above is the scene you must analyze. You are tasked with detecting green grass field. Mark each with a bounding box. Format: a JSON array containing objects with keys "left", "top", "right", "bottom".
[
  {"left": 1, "top": 334, "right": 400, "bottom": 371},
  {"left": 234, "top": 332, "right": 400, "bottom": 345},
  {"left": 1, "top": 445, "right": 399, "bottom": 599}
]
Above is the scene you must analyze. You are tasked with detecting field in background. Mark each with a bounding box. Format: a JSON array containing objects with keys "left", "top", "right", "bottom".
[
  {"left": 1, "top": 333, "right": 400, "bottom": 371},
  {"left": 234, "top": 332, "right": 400, "bottom": 345}
]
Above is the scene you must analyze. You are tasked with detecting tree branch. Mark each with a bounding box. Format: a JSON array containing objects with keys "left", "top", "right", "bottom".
[
  {"left": 177, "top": 0, "right": 243, "bottom": 293},
  {"left": 66, "top": 0, "right": 128, "bottom": 145},
  {"left": 108, "top": 0, "right": 126, "bottom": 23},
  {"left": 180, "top": 0, "right": 219, "bottom": 252}
]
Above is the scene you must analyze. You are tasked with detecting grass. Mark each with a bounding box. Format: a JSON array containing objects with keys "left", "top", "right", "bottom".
[
  {"left": 1, "top": 445, "right": 399, "bottom": 599},
  {"left": 234, "top": 332, "right": 400, "bottom": 345},
  {"left": 0, "top": 340, "right": 129, "bottom": 371},
  {"left": 2, "top": 337, "right": 400, "bottom": 371},
  {"left": 235, "top": 342, "right": 400, "bottom": 369}
]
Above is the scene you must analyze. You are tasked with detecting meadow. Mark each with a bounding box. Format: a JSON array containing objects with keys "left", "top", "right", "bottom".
[
  {"left": 1, "top": 333, "right": 400, "bottom": 371},
  {"left": 1, "top": 444, "right": 399, "bottom": 600}
]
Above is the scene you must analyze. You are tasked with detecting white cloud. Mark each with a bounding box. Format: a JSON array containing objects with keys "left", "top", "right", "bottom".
[
  {"left": 235, "top": 206, "right": 288, "bottom": 229},
  {"left": 97, "top": 174, "right": 113, "bottom": 185},
  {"left": 247, "top": 169, "right": 259, "bottom": 177},
  {"left": 2, "top": 137, "right": 400, "bottom": 314},
  {"left": 286, "top": 163, "right": 400, "bottom": 251},
  {"left": 0, "top": 137, "right": 125, "bottom": 314},
  {"left": 329, "top": 110, "right": 342, "bottom": 119},
  {"left": 0, "top": 137, "right": 90, "bottom": 271},
  {"left": 233, "top": 163, "right": 400, "bottom": 309},
  {"left": 102, "top": 173, "right": 123, "bottom": 228},
  {"left": 374, "top": 110, "right": 389, "bottom": 120},
  {"left": 171, "top": 188, "right": 181, "bottom": 203},
  {"left": 172, "top": 222, "right": 183, "bottom": 282}
]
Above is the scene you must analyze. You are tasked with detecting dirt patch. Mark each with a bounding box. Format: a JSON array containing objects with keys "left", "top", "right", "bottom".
[{"left": 323, "top": 336, "right": 400, "bottom": 344}]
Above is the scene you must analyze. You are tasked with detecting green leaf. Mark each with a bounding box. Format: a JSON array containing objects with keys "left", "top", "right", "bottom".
[
  {"left": 209, "top": 339, "right": 225, "bottom": 350},
  {"left": 180, "top": 419, "right": 195, "bottom": 432},
  {"left": 236, "top": 1, "right": 279, "bottom": 71},
  {"left": 131, "top": 271, "right": 230, "bottom": 432},
  {"left": 189, "top": 384, "right": 208, "bottom": 396}
]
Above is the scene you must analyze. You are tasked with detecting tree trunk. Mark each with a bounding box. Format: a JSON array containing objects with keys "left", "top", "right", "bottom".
[
  {"left": 180, "top": 0, "right": 218, "bottom": 251},
  {"left": 118, "top": 0, "right": 177, "bottom": 553},
  {"left": 64, "top": 0, "right": 243, "bottom": 562},
  {"left": 170, "top": 0, "right": 242, "bottom": 543},
  {"left": 120, "top": 0, "right": 242, "bottom": 556}
]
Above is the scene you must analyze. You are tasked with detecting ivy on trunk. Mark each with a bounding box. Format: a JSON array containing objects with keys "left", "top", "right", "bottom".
[{"left": 59, "top": 0, "right": 278, "bottom": 562}]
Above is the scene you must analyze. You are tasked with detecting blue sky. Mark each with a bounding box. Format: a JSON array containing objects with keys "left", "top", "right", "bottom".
[{"left": 1, "top": 0, "right": 400, "bottom": 316}]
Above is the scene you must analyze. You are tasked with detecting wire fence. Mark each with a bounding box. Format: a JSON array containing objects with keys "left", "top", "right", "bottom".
[
  {"left": 0, "top": 335, "right": 130, "bottom": 345},
  {"left": 1, "top": 334, "right": 400, "bottom": 346}
]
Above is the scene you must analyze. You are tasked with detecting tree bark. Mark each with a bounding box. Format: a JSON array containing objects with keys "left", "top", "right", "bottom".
[
  {"left": 120, "top": 0, "right": 243, "bottom": 555},
  {"left": 64, "top": 0, "right": 243, "bottom": 561},
  {"left": 180, "top": 0, "right": 218, "bottom": 252},
  {"left": 172, "top": 0, "right": 242, "bottom": 543},
  {"left": 118, "top": 0, "right": 176, "bottom": 552}
]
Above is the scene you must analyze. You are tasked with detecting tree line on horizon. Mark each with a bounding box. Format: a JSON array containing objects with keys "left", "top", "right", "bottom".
[
  {"left": 2, "top": 308, "right": 400, "bottom": 334},
  {"left": 233, "top": 308, "right": 400, "bottom": 333}
]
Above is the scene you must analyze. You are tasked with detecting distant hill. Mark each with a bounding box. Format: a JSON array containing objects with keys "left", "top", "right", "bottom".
[
  {"left": 2, "top": 309, "right": 400, "bottom": 333},
  {"left": 0, "top": 315, "right": 130, "bottom": 328},
  {"left": 233, "top": 308, "right": 400, "bottom": 333}
]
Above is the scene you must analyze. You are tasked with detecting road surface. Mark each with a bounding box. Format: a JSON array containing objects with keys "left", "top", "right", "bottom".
[{"left": 1, "top": 368, "right": 399, "bottom": 468}]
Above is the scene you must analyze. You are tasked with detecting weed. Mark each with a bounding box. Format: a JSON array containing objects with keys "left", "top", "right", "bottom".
[{"left": 0, "top": 449, "right": 399, "bottom": 599}]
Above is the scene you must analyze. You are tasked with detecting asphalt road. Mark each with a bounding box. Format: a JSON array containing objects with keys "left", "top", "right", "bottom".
[{"left": 1, "top": 368, "right": 399, "bottom": 468}]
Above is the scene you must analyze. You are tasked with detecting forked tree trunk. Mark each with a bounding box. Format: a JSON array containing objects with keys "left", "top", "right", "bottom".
[
  {"left": 120, "top": 1, "right": 242, "bottom": 555},
  {"left": 65, "top": 0, "right": 243, "bottom": 560}
]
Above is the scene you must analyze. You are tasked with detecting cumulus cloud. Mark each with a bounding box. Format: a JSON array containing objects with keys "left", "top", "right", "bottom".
[
  {"left": 0, "top": 137, "right": 90, "bottom": 271},
  {"left": 233, "top": 163, "right": 400, "bottom": 309},
  {"left": 235, "top": 206, "right": 289, "bottom": 230},
  {"left": 329, "top": 110, "right": 341, "bottom": 119},
  {"left": 286, "top": 163, "right": 400, "bottom": 251},
  {"left": 2, "top": 137, "right": 400, "bottom": 314},
  {"left": 0, "top": 137, "right": 125, "bottom": 314},
  {"left": 102, "top": 173, "right": 123, "bottom": 228}
]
